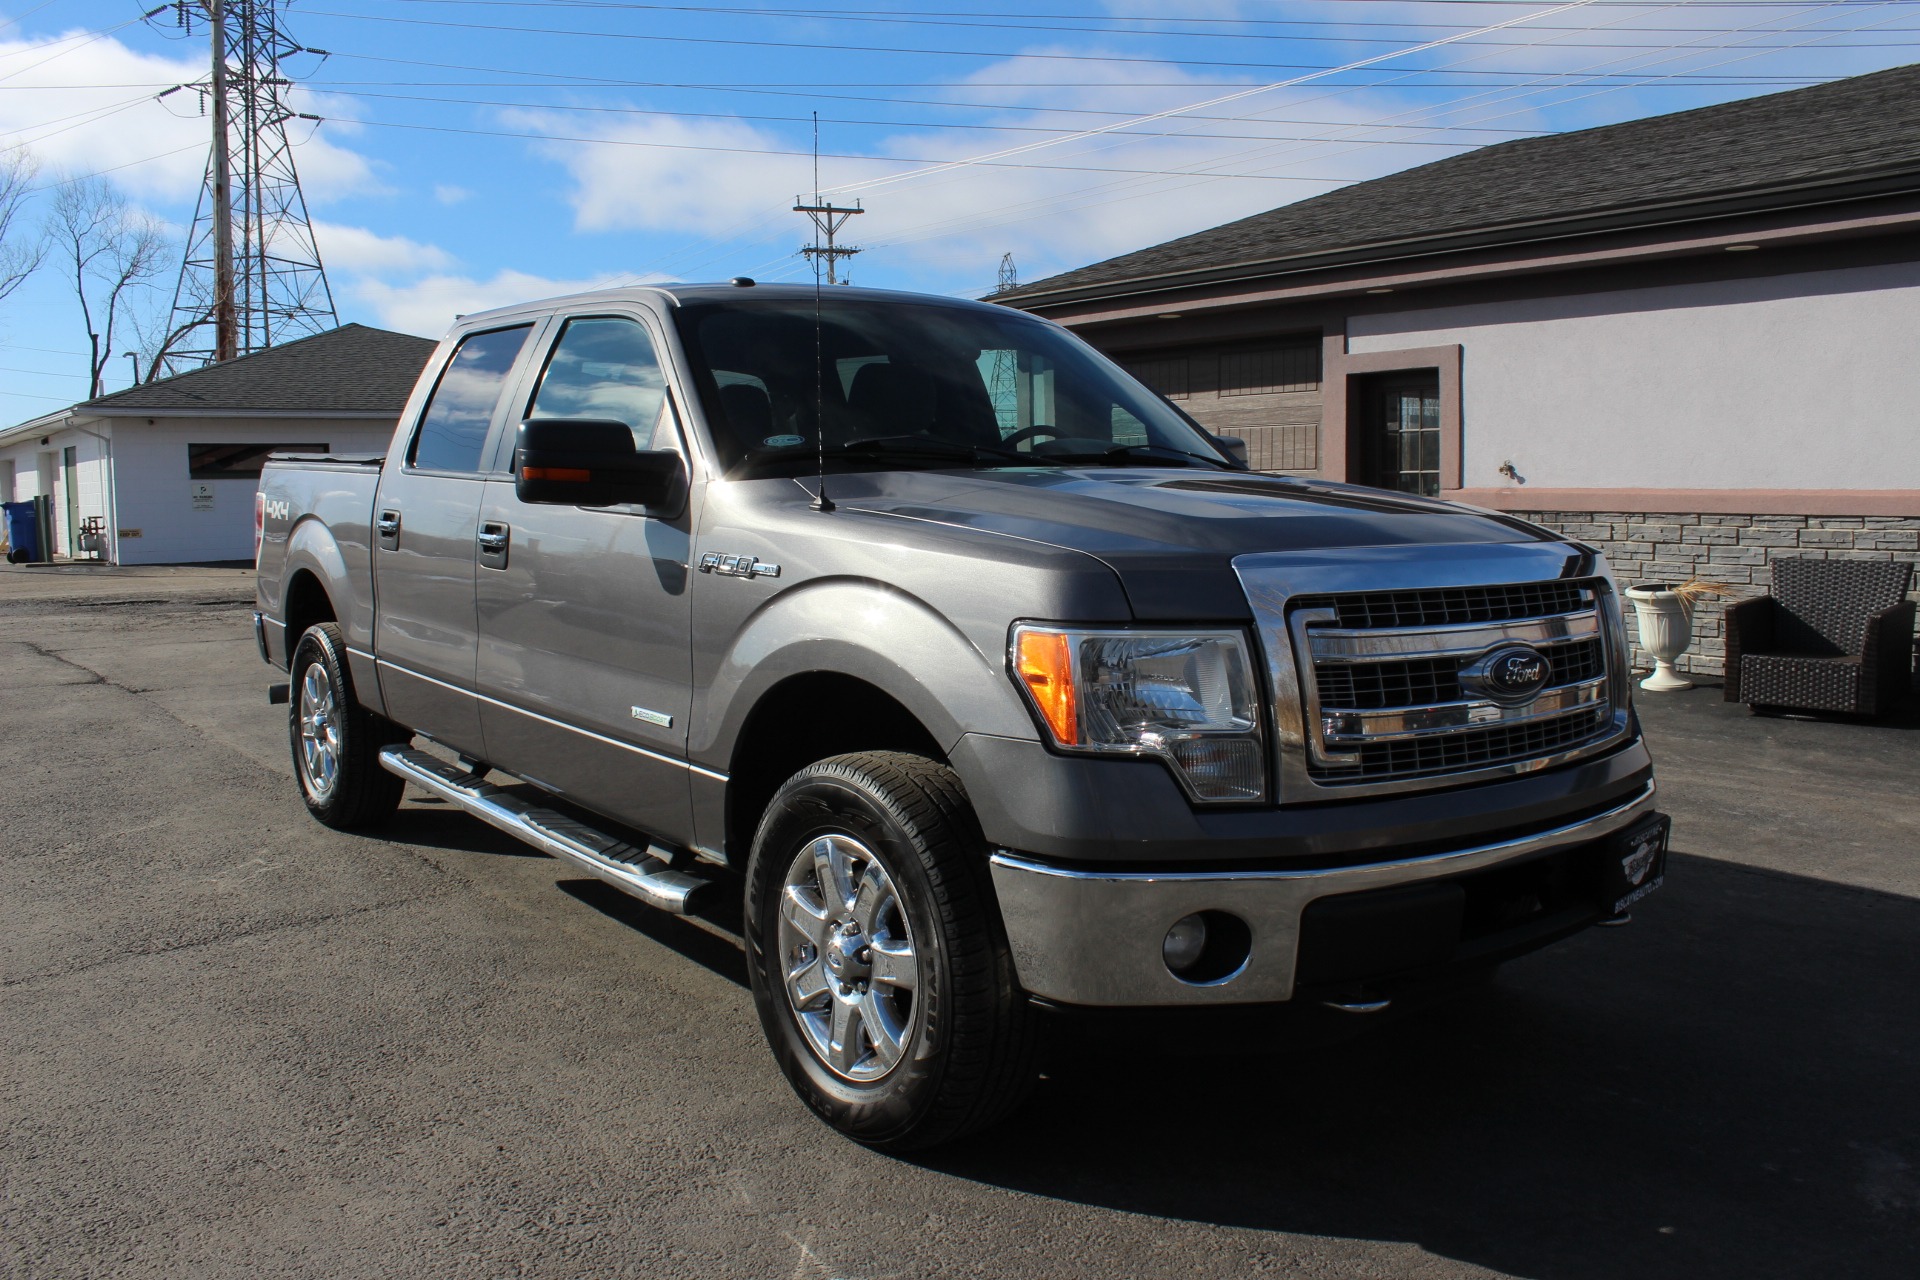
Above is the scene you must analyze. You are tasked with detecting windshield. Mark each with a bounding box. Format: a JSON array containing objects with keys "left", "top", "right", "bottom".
[{"left": 671, "top": 295, "right": 1233, "bottom": 476}]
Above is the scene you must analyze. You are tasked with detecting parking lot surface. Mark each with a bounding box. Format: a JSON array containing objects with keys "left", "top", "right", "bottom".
[{"left": 4, "top": 572, "right": 1917, "bottom": 1279}]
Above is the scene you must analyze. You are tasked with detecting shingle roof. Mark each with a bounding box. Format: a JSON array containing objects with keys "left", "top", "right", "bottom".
[
  {"left": 83, "top": 323, "right": 437, "bottom": 414},
  {"left": 1001, "top": 61, "right": 1920, "bottom": 304}
]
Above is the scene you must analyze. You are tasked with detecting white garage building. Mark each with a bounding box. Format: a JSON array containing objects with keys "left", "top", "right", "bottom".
[{"left": 0, "top": 324, "right": 435, "bottom": 566}]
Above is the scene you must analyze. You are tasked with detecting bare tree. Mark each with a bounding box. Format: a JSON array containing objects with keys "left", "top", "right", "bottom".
[
  {"left": 0, "top": 147, "right": 44, "bottom": 303},
  {"left": 47, "top": 177, "right": 171, "bottom": 398}
]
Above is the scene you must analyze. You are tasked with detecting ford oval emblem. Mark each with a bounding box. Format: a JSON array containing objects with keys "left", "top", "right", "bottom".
[{"left": 1460, "top": 643, "right": 1552, "bottom": 706}]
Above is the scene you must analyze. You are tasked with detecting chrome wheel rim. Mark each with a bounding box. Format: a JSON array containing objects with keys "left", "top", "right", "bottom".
[
  {"left": 778, "top": 834, "right": 920, "bottom": 1082},
  {"left": 296, "top": 661, "right": 342, "bottom": 801}
]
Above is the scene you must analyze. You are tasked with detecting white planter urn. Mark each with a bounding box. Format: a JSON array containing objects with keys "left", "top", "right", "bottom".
[{"left": 1625, "top": 585, "right": 1694, "bottom": 692}]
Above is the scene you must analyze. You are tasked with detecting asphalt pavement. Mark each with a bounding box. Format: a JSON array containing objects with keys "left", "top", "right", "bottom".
[{"left": 3, "top": 572, "right": 1916, "bottom": 1279}]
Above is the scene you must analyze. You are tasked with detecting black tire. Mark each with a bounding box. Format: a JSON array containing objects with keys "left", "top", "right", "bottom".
[
  {"left": 6, "top": 547, "right": 26, "bottom": 565},
  {"left": 288, "top": 622, "right": 406, "bottom": 830},
  {"left": 745, "top": 751, "right": 1039, "bottom": 1151}
]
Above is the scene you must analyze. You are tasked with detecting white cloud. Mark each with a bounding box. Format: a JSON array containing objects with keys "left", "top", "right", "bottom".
[
  {"left": 434, "top": 184, "right": 472, "bottom": 205},
  {"left": 312, "top": 222, "right": 457, "bottom": 276},
  {"left": 0, "top": 30, "right": 378, "bottom": 203},
  {"left": 348, "top": 268, "right": 642, "bottom": 338},
  {"left": 509, "top": 56, "right": 1451, "bottom": 293},
  {"left": 516, "top": 111, "right": 831, "bottom": 239}
]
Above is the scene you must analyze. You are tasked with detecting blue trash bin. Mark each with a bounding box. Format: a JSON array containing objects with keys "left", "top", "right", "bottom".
[{"left": 3, "top": 499, "right": 40, "bottom": 564}]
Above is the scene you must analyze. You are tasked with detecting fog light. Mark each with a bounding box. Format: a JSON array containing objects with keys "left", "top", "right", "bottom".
[{"left": 1163, "top": 913, "right": 1208, "bottom": 974}]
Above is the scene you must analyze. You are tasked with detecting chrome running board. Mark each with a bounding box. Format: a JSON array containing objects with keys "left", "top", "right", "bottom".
[{"left": 379, "top": 747, "right": 711, "bottom": 914}]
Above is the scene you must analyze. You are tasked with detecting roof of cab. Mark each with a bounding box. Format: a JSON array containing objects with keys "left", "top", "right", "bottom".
[{"left": 449, "top": 281, "right": 1035, "bottom": 330}]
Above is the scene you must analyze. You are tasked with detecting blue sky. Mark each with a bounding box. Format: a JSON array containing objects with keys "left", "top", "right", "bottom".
[{"left": 1, "top": 0, "right": 1915, "bottom": 421}]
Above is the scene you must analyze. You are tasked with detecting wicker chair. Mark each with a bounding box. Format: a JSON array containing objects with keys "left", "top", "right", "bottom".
[{"left": 1724, "top": 558, "right": 1916, "bottom": 716}]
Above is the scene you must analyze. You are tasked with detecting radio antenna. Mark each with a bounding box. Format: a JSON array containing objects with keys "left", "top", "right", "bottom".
[{"left": 808, "top": 112, "right": 833, "bottom": 512}]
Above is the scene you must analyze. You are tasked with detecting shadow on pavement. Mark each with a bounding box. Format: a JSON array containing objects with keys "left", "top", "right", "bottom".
[
  {"left": 922, "top": 851, "right": 1920, "bottom": 1280},
  {"left": 558, "top": 877, "right": 751, "bottom": 991}
]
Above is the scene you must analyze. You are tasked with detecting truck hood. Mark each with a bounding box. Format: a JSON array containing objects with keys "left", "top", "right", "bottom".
[{"left": 832, "top": 467, "right": 1559, "bottom": 620}]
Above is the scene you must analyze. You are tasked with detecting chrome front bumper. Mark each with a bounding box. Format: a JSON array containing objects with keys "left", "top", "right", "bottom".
[{"left": 988, "top": 782, "right": 1659, "bottom": 1007}]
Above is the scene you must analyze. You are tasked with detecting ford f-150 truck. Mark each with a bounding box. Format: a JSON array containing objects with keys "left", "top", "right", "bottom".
[{"left": 254, "top": 281, "right": 1668, "bottom": 1150}]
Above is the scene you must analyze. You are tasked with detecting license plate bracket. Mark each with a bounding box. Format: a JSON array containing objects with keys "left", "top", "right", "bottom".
[{"left": 1605, "top": 814, "right": 1670, "bottom": 915}]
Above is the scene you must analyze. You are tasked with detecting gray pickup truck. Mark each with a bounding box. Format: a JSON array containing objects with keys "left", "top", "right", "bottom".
[{"left": 254, "top": 281, "right": 1668, "bottom": 1150}]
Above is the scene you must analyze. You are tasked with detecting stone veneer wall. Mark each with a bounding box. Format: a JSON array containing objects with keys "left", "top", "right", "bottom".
[{"left": 1507, "top": 512, "right": 1920, "bottom": 679}]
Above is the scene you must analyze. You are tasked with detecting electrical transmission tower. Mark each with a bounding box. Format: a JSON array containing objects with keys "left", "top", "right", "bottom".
[
  {"left": 156, "top": 0, "right": 337, "bottom": 377},
  {"left": 989, "top": 254, "right": 1019, "bottom": 431},
  {"left": 793, "top": 197, "right": 862, "bottom": 285}
]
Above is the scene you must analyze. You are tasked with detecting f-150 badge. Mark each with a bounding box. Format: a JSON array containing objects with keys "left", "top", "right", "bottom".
[{"left": 699, "top": 553, "right": 779, "bottom": 579}]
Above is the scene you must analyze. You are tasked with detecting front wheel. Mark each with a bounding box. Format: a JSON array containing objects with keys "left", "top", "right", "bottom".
[
  {"left": 745, "top": 752, "right": 1038, "bottom": 1150},
  {"left": 288, "top": 622, "right": 406, "bottom": 830}
]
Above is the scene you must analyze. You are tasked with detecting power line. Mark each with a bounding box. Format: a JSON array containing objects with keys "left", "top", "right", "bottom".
[
  {"left": 357, "top": 0, "right": 1920, "bottom": 46},
  {"left": 309, "top": 88, "right": 1537, "bottom": 146},
  {"left": 294, "top": 5, "right": 1876, "bottom": 79},
  {"left": 344, "top": 116, "right": 1369, "bottom": 180},
  {"left": 826, "top": 1, "right": 1850, "bottom": 255},
  {"left": 610, "top": 0, "right": 1812, "bottom": 282},
  {"left": 862, "top": 0, "right": 1899, "bottom": 259},
  {"left": 615, "top": 0, "right": 1900, "bottom": 282},
  {"left": 823, "top": 0, "right": 1613, "bottom": 198}
]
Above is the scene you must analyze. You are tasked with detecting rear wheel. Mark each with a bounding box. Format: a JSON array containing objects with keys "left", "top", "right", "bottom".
[
  {"left": 288, "top": 622, "right": 406, "bottom": 829},
  {"left": 745, "top": 751, "right": 1038, "bottom": 1150}
]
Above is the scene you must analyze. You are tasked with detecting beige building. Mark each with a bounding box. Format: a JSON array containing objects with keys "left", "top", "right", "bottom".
[{"left": 997, "top": 63, "right": 1920, "bottom": 676}]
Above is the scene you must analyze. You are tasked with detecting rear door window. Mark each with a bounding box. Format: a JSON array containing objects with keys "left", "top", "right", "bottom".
[{"left": 409, "top": 325, "right": 533, "bottom": 473}]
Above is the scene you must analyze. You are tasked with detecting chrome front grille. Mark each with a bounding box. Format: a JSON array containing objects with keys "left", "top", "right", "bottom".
[
  {"left": 1233, "top": 545, "right": 1635, "bottom": 803},
  {"left": 1313, "top": 635, "right": 1605, "bottom": 710},
  {"left": 1296, "top": 579, "right": 1613, "bottom": 785},
  {"left": 1327, "top": 705, "right": 1612, "bottom": 781},
  {"left": 1324, "top": 581, "right": 1591, "bottom": 629}
]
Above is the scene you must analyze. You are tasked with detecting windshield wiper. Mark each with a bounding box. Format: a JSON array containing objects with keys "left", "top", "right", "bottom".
[
  {"left": 841, "top": 435, "right": 1064, "bottom": 467},
  {"left": 1048, "top": 443, "right": 1232, "bottom": 469}
]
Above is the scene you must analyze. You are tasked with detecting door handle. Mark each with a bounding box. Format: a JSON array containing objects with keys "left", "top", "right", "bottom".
[
  {"left": 477, "top": 521, "right": 510, "bottom": 570},
  {"left": 376, "top": 510, "right": 401, "bottom": 544}
]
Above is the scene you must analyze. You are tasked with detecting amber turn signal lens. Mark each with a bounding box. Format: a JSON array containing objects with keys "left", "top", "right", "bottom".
[
  {"left": 521, "top": 466, "right": 592, "bottom": 482},
  {"left": 1015, "top": 629, "right": 1077, "bottom": 746}
]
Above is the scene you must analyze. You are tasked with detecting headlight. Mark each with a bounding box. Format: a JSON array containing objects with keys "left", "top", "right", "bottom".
[{"left": 1010, "top": 625, "right": 1267, "bottom": 803}]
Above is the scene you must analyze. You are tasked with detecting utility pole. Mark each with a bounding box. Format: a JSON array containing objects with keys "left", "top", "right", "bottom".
[
  {"left": 793, "top": 198, "right": 863, "bottom": 285},
  {"left": 208, "top": 0, "right": 235, "bottom": 362},
  {"left": 156, "top": 0, "right": 337, "bottom": 376}
]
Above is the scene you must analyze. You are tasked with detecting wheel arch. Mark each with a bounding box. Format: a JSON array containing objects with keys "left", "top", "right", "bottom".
[
  {"left": 276, "top": 516, "right": 385, "bottom": 715},
  {"left": 282, "top": 568, "right": 336, "bottom": 652},
  {"left": 723, "top": 671, "right": 950, "bottom": 869}
]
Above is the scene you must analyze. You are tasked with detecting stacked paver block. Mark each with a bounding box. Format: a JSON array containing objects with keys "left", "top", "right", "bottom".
[{"left": 1507, "top": 512, "right": 1920, "bottom": 680}]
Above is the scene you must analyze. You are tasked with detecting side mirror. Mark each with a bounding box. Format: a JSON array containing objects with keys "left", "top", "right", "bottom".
[
  {"left": 512, "top": 419, "right": 684, "bottom": 511},
  {"left": 1211, "top": 433, "right": 1250, "bottom": 466}
]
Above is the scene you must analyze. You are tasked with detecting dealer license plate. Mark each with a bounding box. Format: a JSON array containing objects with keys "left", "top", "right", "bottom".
[{"left": 1608, "top": 816, "right": 1670, "bottom": 915}]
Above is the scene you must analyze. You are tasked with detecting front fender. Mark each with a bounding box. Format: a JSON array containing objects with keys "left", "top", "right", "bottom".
[{"left": 691, "top": 577, "right": 1038, "bottom": 772}]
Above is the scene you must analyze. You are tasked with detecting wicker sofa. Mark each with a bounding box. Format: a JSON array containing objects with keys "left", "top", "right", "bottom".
[{"left": 1724, "top": 558, "right": 1916, "bottom": 716}]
